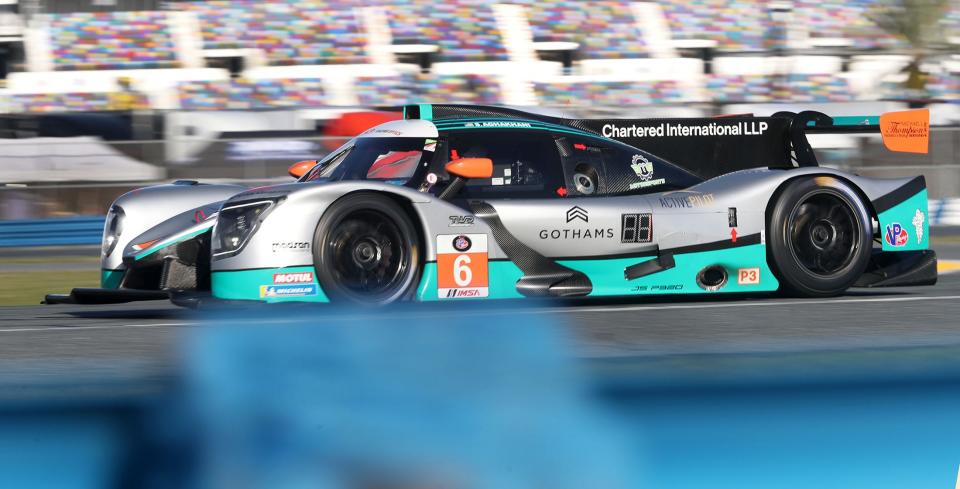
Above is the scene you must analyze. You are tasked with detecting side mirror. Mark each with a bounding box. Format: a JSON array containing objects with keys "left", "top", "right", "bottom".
[
  {"left": 288, "top": 160, "right": 317, "bottom": 179},
  {"left": 439, "top": 157, "right": 493, "bottom": 200},
  {"left": 445, "top": 157, "right": 493, "bottom": 179}
]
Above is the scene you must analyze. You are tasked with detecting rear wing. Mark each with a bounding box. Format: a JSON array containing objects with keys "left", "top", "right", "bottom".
[
  {"left": 402, "top": 104, "right": 930, "bottom": 180},
  {"left": 571, "top": 109, "right": 930, "bottom": 179}
]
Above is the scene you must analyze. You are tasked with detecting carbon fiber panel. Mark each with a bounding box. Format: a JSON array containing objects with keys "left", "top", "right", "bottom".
[{"left": 470, "top": 201, "right": 592, "bottom": 297}]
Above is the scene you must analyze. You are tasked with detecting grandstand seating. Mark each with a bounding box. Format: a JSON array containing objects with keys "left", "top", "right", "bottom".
[
  {"left": 706, "top": 74, "right": 854, "bottom": 103},
  {"left": 533, "top": 79, "right": 685, "bottom": 106},
  {"left": 4, "top": 0, "right": 958, "bottom": 112},
  {"left": 354, "top": 73, "right": 502, "bottom": 105},
  {"left": 4, "top": 91, "right": 150, "bottom": 113},
  {"left": 944, "top": 7, "right": 960, "bottom": 37},
  {"left": 176, "top": 1, "right": 369, "bottom": 65},
  {"left": 792, "top": 0, "right": 901, "bottom": 49},
  {"left": 45, "top": 11, "right": 179, "bottom": 70},
  {"left": 525, "top": 0, "right": 650, "bottom": 59},
  {"left": 658, "top": 0, "right": 768, "bottom": 51},
  {"left": 177, "top": 78, "right": 327, "bottom": 109},
  {"left": 926, "top": 72, "right": 960, "bottom": 101},
  {"left": 384, "top": 0, "right": 509, "bottom": 62}
]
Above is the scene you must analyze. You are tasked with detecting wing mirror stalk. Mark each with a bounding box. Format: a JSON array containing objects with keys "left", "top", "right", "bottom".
[{"left": 438, "top": 157, "right": 493, "bottom": 201}]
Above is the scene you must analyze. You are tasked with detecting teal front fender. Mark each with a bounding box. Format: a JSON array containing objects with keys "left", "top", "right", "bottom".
[{"left": 212, "top": 266, "right": 329, "bottom": 303}]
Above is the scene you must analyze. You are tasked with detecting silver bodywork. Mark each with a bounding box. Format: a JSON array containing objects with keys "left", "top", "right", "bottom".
[
  {"left": 102, "top": 182, "right": 245, "bottom": 271},
  {"left": 210, "top": 166, "right": 906, "bottom": 272},
  {"left": 100, "top": 118, "right": 916, "bottom": 299}
]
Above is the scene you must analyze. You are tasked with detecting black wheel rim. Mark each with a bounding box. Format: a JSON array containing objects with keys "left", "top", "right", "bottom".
[
  {"left": 326, "top": 209, "right": 409, "bottom": 299},
  {"left": 786, "top": 191, "right": 861, "bottom": 277}
]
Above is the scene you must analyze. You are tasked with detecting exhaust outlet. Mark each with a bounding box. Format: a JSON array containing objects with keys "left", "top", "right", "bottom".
[{"left": 696, "top": 265, "right": 728, "bottom": 291}]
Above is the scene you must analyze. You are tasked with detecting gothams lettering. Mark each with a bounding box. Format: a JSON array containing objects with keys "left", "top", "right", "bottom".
[
  {"left": 602, "top": 121, "right": 769, "bottom": 138},
  {"left": 449, "top": 215, "right": 475, "bottom": 227},
  {"left": 621, "top": 214, "right": 653, "bottom": 243},
  {"left": 272, "top": 241, "right": 310, "bottom": 252},
  {"left": 541, "top": 206, "right": 614, "bottom": 240},
  {"left": 539, "top": 228, "right": 615, "bottom": 240},
  {"left": 659, "top": 193, "right": 716, "bottom": 208}
]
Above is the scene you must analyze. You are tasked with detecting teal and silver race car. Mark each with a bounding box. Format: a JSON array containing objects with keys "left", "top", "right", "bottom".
[{"left": 48, "top": 105, "right": 937, "bottom": 306}]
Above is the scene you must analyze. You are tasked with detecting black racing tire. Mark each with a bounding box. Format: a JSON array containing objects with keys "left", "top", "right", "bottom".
[
  {"left": 312, "top": 192, "right": 421, "bottom": 305},
  {"left": 768, "top": 176, "right": 872, "bottom": 297}
]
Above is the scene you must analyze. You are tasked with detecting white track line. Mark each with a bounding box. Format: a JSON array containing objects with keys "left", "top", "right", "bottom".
[
  {"left": 0, "top": 322, "right": 189, "bottom": 333},
  {"left": 3, "top": 294, "right": 958, "bottom": 333},
  {"left": 547, "top": 294, "right": 960, "bottom": 315}
]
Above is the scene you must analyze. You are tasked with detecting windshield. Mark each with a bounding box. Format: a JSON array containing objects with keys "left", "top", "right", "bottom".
[{"left": 301, "top": 137, "right": 431, "bottom": 184}]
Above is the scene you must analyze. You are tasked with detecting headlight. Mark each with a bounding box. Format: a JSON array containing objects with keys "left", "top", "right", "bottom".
[
  {"left": 212, "top": 200, "right": 276, "bottom": 258},
  {"left": 101, "top": 205, "right": 124, "bottom": 257}
]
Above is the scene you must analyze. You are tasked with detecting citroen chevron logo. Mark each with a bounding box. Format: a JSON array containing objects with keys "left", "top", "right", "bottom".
[{"left": 566, "top": 206, "right": 588, "bottom": 223}]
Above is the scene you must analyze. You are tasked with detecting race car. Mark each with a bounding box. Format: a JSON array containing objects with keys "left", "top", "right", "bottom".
[{"left": 47, "top": 104, "right": 936, "bottom": 306}]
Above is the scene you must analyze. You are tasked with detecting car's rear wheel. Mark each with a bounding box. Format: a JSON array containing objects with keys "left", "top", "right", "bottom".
[
  {"left": 313, "top": 193, "right": 421, "bottom": 304},
  {"left": 768, "top": 177, "right": 872, "bottom": 297}
]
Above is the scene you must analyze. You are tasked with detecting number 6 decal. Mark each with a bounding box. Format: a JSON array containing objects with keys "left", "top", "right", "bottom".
[{"left": 437, "top": 234, "right": 489, "bottom": 299}]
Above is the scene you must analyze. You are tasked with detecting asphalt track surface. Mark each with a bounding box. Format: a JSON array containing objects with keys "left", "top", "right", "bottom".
[{"left": 2, "top": 244, "right": 960, "bottom": 397}]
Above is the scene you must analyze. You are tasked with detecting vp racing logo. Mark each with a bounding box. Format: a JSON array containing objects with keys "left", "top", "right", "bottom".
[
  {"left": 884, "top": 222, "right": 908, "bottom": 247},
  {"left": 566, "top": 206, "right": 588, "bottom": 223}
]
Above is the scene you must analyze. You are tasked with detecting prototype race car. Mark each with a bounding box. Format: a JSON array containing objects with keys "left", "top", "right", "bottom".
[{"left": 48, "top": 104, "right": 937, "bottom": 306}]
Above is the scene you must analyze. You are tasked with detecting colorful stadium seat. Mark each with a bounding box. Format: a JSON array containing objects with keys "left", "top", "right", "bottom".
[
  {"left": 792, "top": 0, "right": 902, "bottom": 49},
  {"left": 176, "top": 1, "right": 369, "bottom": 65},
  {"left": 5, "top": 92, "right": 151, "bottom": 113},
  {"left": 354, "top": 73, "right": 502, "bottom": 105},
  {"left": 532, "top": 79, "right": 686, "bottom": 106},
  {"left": 525, "top": 0, "right": 650, "bottom": 59},
  {"left": 384, "top": 0, "right": 509, "bottom": 62},
  {"left": 45, "top": 11, "right": 179, "bottom": 71},
  {"left": 706, "top": 74, "right": 854, "bottom": 103},
  {"left": 659, "top": 0, "right": 768, "bottom": 51},
  {"left": 177, "top": 78, "right": 327, "bottom": 109}
]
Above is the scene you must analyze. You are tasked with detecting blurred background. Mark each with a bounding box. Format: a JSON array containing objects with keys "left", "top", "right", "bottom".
[
  {"left": 2, "top": 0, "right": 960, "bottom": 302},
  {"left": 1, "top": 3, "right": 960, "bottom": 487},
  {"left": 0, "top": 0, "right": 958, "bottom": 216}
]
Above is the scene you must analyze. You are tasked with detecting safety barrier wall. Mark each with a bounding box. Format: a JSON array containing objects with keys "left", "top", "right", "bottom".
[{"left": 0, "top": 215, "right": 104, "bottom": 247}]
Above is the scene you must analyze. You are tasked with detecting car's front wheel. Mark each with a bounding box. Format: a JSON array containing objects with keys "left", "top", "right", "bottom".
[
  {"left": 768, "top": 176, "right": 873, "bottom": 297},
  {"left": 313, "top": 193, "right": 421, "bottom": 304}
]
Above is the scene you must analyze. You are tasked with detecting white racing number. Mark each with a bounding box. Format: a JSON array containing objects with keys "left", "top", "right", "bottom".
[{"left": 437, "top": 234, "right": 489, "bottom": 299}]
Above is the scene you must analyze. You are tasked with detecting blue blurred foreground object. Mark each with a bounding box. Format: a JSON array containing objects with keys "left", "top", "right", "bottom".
[{"left": 183, "top": 305, "right": 639, "bottom": 489}]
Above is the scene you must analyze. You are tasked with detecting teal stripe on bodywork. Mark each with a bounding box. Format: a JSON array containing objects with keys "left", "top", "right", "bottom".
[
  {"left": 418, "top": 103, "right": 433, "bottom": 121},
  {"left": 135, "top": 223, "right": 213, "bottom": 261},
  {"left": 434, "top": 119, "right": 601, "bottom": 140},
  {"left": 823, "top": 116, "right": 880, "bottom": 126},
  {"left": 100, "top": 269, "right": 123, "bottom": 289},
  {"left": 212, "top": 266, "right": 329, "bottom": 303},
  {"left": 878, "top": 189, "right": 929, "bottom": 251},
  {"left": 416, "top": 243, "right": 778, "bottom": 301},
  {"left": 560, "top": 243, "right": 778, "bottom": 296},
  {"left": 416, "top": 261, "right": 525, "bottom": 301}
]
